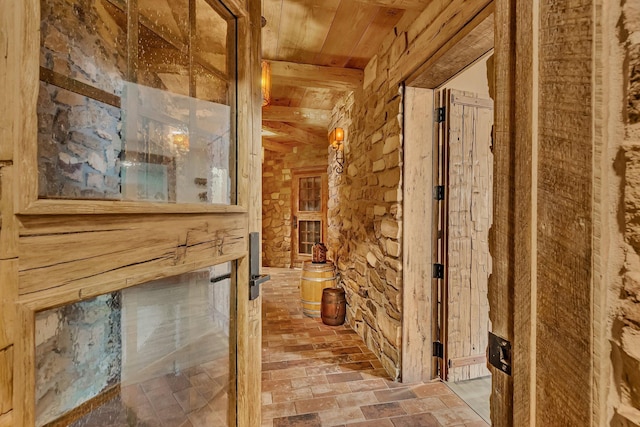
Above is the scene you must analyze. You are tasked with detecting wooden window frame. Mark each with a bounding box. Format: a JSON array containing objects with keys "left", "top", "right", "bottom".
[{"left": 18, "top": 0, "right": 248, "bottom": 216}]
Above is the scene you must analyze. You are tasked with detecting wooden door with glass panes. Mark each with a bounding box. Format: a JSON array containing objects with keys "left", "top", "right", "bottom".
[{"left": 292, "top": 169, "right": 328, "bottom": 267}]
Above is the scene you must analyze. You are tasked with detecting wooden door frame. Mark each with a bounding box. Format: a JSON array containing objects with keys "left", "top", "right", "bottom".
[
  {"left": 402, "top": 4, "right": 495, "bottom": 385},
  {"left": 0, "top": 0, "right": 262, "bottom": 426},
  {"left": 290, "top": 167, "right": 329, "bottom": 266}
]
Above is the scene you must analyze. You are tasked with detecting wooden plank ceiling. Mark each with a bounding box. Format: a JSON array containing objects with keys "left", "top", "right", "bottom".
[{"left": 261, "top": 0, "right": 428, "bottom": 152}]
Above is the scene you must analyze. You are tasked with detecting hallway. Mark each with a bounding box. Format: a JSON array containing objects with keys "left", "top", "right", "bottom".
[{"left": 261, "top": 268, "right": 489, "bottom": 427}]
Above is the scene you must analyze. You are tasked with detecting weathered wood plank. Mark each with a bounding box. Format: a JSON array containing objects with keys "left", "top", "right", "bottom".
[
  {"left": 14, "top": 0, "right": 39, "bottom": 211},
  {"left": 0, "top": 346, "right": 12, "bottom": 416},
  {"left": 236, "top": 0, "right": 261, "bottom": 424},
  {"left": 262, "top": 106, "right": 332, "bottom": 125},
  {"left": 39, "top": 67, "right": 121, "bottom": 108},
  {"left": 0, "top": 260, "right": 17, "bottom": 350},
  {"left": 267, "top": 60, "right": 363, "bottom": 91},
  {"left": 388, "top": 0, "right": 493, "bottom": 87},
  {"left": 402, "top": 87, "right": 434, "bottom": 383},
  {"left": 262, "top": 121, "right": 325, "bottom": 145},
  {"left": 13, "top": 305, "right": 34, "bottom": 427},
  {"left": 263, "top": 139, "right": 295, "bottom": 153},
  {"left": 313, "top": 1, "right": 380, "bottom": 68},
  {"left": 345, "top": 7, "right": 407, "bottom": 70},
  {"left": 276, "top": 0, "right": 341, "bottom": 64},
  {"left": 489, "top": 0, "right": 515, "bottom": 423},
  {"left": 18, "top": 215, "right": 247, "bottom": 297},
  {"left": 449, "top": 353, "right": 486, "bottom": 368},
  {"left": 354, "top": 0, "right": 432, "bottom": 9}
]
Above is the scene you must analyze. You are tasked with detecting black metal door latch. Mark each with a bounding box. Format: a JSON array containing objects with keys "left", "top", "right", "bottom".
[{"left": 249, "top": 232, "right": 270, "bottom": 300}]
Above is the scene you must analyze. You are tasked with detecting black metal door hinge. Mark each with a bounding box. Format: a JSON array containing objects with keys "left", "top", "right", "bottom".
[
  {"left": 434, "top": 185, "right": 445, "bottom": 200},
  {"left": 435, "top": 107, "right": 446, "bottom": 123},
  {"left": 433, "top": 341, "right": 443, "bottom": 358},
  {"left": 433, "top": 263, "right": 444, "bottom": 279}
]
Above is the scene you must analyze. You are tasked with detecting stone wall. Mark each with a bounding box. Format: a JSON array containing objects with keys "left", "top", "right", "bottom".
[
  {"left": 35, "top": 293, "right": 122, "bottom": 427},
  {"left": 614, "top": 1, "right": 640, "bottom": 424},
  {"left": 38, "top": 0, "right": 126, "bottom": 199},
  {"left": 262, "top": 144, "right": 328, "bottom": 267},
  {"left": 328, "top": 65, "right": 404, "bottom": 378}
]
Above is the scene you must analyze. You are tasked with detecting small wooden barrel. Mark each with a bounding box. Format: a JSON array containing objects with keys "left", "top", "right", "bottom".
[
  {"left": 321, "top": 287, "right": 346, "bottom": 326},
  {"left": 300, "top": 261, "right": 336, "bottom": 318}
]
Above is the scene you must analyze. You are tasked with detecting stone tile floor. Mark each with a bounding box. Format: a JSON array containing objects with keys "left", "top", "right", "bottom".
[
  {"left": 261, "top": 268, "right": 489, "bottom": 427},
  {"left": 67, "top": 361, "right": 230, "bottom": 427}
]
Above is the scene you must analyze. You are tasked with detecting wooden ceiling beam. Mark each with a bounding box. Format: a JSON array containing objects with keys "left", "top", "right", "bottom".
[
  {"left": 262, "top": 122, "right": 326, "bottom": 145},
  {"left": 262, "top": 106, "right": 331, "bottom": 126},
  {"left": 262, "top": 138, "right": 294, "bottom": 153},
  {"left": 267, "top": 60, "right": 363, "bottom": 91},
  {"left": 352, "top": 0, "right": 433, "bottom": 10}
]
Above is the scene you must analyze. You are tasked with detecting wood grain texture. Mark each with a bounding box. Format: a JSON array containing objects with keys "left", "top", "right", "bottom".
[
  {"left": 388, "top": 0, "right": 493, "bottom": 87},
  {"left": 14, "top": 0, "right": 39, "bottom": 212},
  {"left": 236, "top": 0, "right": 262, "bottom": 425},
  {"left": 0, "top": 411, "right": 12, "bottom": 427},
  {"left": 489, "top": 0, "right": 515, "bottom": 424},
  {"left": 353, "top": 0, "right": 432, "bottom": 9},
  {"left": 267, "top": 60, "right": 363, "bottom": 91},
  {"left": 13, "top": 305, "right": 34, "bottom": 427},
  {"left": 262, "top": 121, "right": 326, "bottom": 145},
  {"left": 402, "top": 86, "right": 434, "bottom": 383},
  {"left": 0, "top": 347, "right": 12, "bottom": 416},
  {"left": 18, "top": 214, "right": 247, "bottom": 297},
  {"left": 262, "top": 106, "right": 331, "bottom": 125},
  {"left": 0, "top": 260, "right": 17, "bottom": 352},
  {"left": 513, "top": 0, "right": 533, "bottom": 425},
  {"left": 535, "top": 0, "right": 593, "bottom": 424},
  {"left": 408, "top": 10, "right": 494, "bottom": 89},
  {"left": 445, "top": 90, "right": 492, "bottom": 382},
  {"left": 313, "top": 1, "right": 380, "bottom": 68}
]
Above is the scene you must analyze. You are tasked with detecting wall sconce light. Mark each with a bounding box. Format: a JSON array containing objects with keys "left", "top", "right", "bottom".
[
  {"left": 328, "top": 127, "right": 345, "bottom": 174},
  {"left": 261, "top": 60, "right": 271, "bottom": 107}
]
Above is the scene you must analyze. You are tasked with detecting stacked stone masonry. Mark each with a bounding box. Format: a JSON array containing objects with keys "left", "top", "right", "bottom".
[
  {"left": 262, "top": 144, "right": 328, "bottom": 268},
  {"left": 328, "top": 50, "right": 405, "bottom": 379},
  {"left": 39, "top": 0, "right": 126, "bottom": 199},
  {"left": 618, "top": 2, "right": 640, "bottom": 424}
]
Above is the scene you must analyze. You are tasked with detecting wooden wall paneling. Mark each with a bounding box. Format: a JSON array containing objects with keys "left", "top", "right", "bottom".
[
  {"left": 513, "top": 0, "right": 533, "bottom": 425},
  {"left": 388, "top": 0, "right": 493, "bottom": 87},
  {"left": 489, "top": 0, "right": 515, "bottom": 423},
  {"left": 401, "top": 86, "right": 434, "bottom": 383}
]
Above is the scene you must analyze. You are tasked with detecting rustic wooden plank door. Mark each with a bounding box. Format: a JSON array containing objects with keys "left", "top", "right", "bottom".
[
  {"left": 291, "top": 170, "right": 328, "bottom": 267},
  {"left": 439, "top": 88, "right": 493, "bottom": 382}
]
